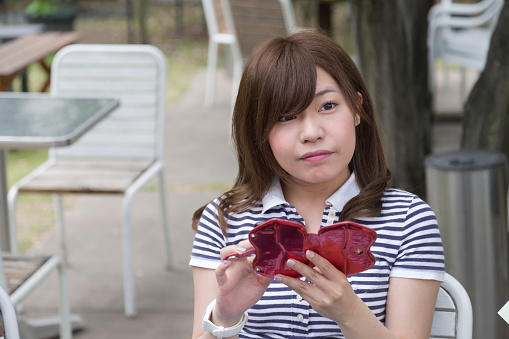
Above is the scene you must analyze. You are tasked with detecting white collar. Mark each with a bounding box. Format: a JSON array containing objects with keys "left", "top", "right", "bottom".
[{"left": 261, "top": 172, "right": 361, "bottom": 214}]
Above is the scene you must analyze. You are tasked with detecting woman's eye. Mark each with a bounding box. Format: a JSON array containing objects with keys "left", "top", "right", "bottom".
[
  {"left": 320, "top": 102, "right": 337, "bottom": 111},
  {"left": 278, "top": 115, "right": 296, "bottom": 122}
]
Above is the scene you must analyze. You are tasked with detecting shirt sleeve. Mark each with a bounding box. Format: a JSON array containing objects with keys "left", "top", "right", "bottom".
[
  {"left": 189, "top": 200, "right": 226, "bottom": 269},
  {"left": 389, "top": 195, "right": 445, "bottom": 282}
]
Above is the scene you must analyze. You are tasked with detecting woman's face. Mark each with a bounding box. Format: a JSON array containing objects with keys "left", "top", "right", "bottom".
[{"left": 268, "top": 67, "right": 359, "bottom": 189}]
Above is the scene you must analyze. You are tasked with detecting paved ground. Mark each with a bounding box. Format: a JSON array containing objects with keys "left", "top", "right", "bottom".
[{"left": 16, "top": 67, "right": 467, "bottom": 339}]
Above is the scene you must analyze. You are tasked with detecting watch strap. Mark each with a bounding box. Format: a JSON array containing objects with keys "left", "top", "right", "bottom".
[{"left": 202, "top": 299, "right": 248, "bottom": 338}]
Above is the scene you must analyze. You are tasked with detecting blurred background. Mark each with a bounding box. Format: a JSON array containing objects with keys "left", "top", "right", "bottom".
[{"left": 0, "top": 0, "right": 508, "bottom": 338}]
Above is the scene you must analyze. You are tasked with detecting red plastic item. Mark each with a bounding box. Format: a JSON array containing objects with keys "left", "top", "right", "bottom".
[{"left": 223, "top": 218, "right": 377, "bottom": 278}]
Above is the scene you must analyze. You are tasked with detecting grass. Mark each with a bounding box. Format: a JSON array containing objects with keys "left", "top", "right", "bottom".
[
  {"left": 7, "top": 2, "right": 208, "bottom": 252},
  {"left": 6, "top": 150, "right": 54, "bottom": 252}
]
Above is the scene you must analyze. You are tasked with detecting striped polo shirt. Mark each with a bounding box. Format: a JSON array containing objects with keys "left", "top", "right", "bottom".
[{"left": 190, "top": 173, "right": 445, "bottom": 338}]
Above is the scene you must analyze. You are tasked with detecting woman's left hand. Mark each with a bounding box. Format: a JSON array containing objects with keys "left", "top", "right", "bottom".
[{"left": 275, "top": 250, "right": 361, "bottom": 324}]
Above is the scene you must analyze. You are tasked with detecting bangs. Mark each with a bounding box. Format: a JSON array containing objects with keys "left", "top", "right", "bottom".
[
  {"left": 265, "top": 44, "right": 317, "bottom": 119},
  {"left": 245, "top": 38, "right": 317, "bottom": 139}
]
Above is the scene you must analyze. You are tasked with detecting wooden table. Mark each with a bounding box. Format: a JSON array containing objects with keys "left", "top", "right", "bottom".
[
  {"left": 0, "top": 31, "right": 81, "bottom": 92},
  {"left": 0, "top": 93, "right": 119, "bottom": 251},
  {"left": 0, "top": 92, "right": 118, "bottom": 338}
]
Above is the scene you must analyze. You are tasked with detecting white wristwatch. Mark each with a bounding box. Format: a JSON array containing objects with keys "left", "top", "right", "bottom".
[{"left": 202, "top": 299, "right": 248, "bottom": 338}]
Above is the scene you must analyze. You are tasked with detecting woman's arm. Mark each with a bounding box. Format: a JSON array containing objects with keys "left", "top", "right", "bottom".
[
  {"left": 278, "top": 250, "right": 440, "bottom": 339},
  {"left": 335, "top": 277, "right": 440, "bottom": 339},
  {"left": 192, "top": 241, "right": 272, "bottom": 339},
  {"left": 192, "top": 267, "right": 222, "bottom": 339},
  {"left": 384, "top": 277, "right": 441, "bottom": 338}
]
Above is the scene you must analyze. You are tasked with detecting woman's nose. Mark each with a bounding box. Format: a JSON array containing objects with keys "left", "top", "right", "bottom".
[{"left": 299, "top": 114, "right": 324, "bottom": 143}]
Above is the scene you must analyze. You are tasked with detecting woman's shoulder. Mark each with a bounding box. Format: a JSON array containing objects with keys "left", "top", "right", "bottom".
[
  {"left": 202, "top": 195, "right": 263, "bottom": 220},
  {"left": 382, "top": 187, "right": 427, "bottom": 204},
  {"left": 379, "top": 187, "right": 435, "bottom": 216}
]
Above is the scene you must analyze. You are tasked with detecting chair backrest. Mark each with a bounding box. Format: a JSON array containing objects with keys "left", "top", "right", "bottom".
[
  {"left": 429, "top": 0, "right": 504, "bottom": 33},
  {"left": 225, "top": 0, "right": 297, "bottom": 58},
  {"left": 0, "top": 286, "right": 20, "bottom": 339},
  {"left": 50, "top": 44, "right": 167, "bottom": 161},
  {"left": 430, "top": 273, "right": 473, "bottom": 339},
  {"left": 202, "top": 0, "right": 230, "bottom": 36}
]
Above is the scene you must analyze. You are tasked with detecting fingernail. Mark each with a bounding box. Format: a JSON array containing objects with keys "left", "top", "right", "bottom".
[
  {"left": 306, "top": 250, "right": 314, "bottom": 258},
  {"left": 274, "top": 275, "right": 283, "bottom": 282},
  {"left": 287, "top": 259, "right": 295, "bottom": 267},
  {"left": 223, "top": 260, "right": 229, "bottom": 265},
  {"left": 237, "top": 246, "right": 246, "bottom": 252}
]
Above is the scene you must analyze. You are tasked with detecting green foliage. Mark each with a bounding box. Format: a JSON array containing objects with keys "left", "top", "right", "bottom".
[{"left": 25, "top": 0, "right": 57, "bottom": 17}]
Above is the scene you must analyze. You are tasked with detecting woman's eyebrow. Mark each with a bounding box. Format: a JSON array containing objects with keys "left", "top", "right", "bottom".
[{"left": 315, "top": 88, "right": 338, "bottom": 97}]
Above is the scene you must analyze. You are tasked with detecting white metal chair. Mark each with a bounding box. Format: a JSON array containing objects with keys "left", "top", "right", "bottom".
[
  {"left": 7, "top": 44, "right": 171, "bottom": 317},
  {"left": 427, "top": 0, "right": 504, "bottom": 94},
  {"left": 201, "top": 0, "right": 243, "bottom": 107},
  {"left": 430, "top": 272, "right": 473, "bottom": 339}
]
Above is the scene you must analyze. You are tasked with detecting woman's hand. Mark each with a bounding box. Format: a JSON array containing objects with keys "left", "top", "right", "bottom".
[
  {"left": 275, "top": 250, "right": 362, "bottom": 325},
  {"left": 213, "top": 240, "right": 272, "bottom": 324}
]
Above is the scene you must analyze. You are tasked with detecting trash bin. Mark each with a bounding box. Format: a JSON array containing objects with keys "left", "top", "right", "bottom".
[{"left": 425, "top": 150, "right": 509, "bottom": 339}]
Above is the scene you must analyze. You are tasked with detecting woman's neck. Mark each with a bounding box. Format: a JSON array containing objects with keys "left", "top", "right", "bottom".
[{"left": 280, "top": 175, "right": 349, "bottom": 232}]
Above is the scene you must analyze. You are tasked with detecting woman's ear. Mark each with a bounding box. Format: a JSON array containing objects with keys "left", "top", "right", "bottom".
[{"left": 355, "top": 92, "right": 363, "bottom": 126}]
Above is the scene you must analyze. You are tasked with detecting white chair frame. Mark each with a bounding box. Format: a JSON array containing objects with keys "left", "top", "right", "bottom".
[
  {"left": 201, "top": 0, "right": 243, "bottom": 108},
  {"left": 0, "top": 285, "right": 20, "bottom": 339},
  {"left": 431, "top": 272, "right": 473, "bottom": 339},
  {"left": 7, "top": 44, "right": 171, "bottom": 318}
]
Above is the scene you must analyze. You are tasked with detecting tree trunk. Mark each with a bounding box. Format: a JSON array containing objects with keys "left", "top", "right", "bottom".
[
  {"left": 351, "top": 0, "right": 432, "bottom": 198},
  {"left": 462, "top": 2, "right": 509, "bottom": 157}
]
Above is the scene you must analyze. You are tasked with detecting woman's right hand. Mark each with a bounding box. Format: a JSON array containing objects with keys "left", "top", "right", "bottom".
[{"left": 212, "top": 240, "right": 272, "bottom": 324}]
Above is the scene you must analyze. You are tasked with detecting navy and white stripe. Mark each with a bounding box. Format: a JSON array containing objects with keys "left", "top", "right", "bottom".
[{"left": 190, "top": 173, "right": 445, "bottom": 338}]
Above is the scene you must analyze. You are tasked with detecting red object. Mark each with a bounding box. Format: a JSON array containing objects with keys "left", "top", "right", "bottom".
[{"left": 223, "top": 218, "right": 377, "bottom": 278}]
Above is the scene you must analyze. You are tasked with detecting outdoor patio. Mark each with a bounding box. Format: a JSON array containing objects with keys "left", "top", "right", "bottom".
[
  {"left": 0, "top": 0, "right": 500, "bottom": 338},
  {"left": 10, "top": 64, "right": 466, "bottom": 338}
]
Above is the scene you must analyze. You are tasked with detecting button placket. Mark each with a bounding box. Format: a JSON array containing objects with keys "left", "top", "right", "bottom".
[
  {"left": 325, "top": 207, "right": 337, "bottom": 224},
  {"left": 291, "top": 288, "right": 309, "bottom": 329}
]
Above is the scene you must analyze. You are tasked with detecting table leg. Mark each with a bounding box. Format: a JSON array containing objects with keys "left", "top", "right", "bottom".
[
  {"left": 0, "top": 75, "right": 14, "bottom": 92},
  {"left": 0, "top": 150, "right": 11, "bottom": 252}
]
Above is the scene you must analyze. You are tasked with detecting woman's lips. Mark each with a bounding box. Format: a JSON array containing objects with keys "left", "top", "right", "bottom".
[{"left": 300, "top": 150, "right": 332, "bottom": 163}]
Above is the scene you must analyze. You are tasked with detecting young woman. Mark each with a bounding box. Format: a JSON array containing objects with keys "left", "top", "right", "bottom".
[{"left": 190, "top": 31, "right": 444, "bottom": 339}]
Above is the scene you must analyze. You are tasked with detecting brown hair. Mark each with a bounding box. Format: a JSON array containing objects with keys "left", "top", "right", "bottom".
[{"left": 192, "top": 31, "right": 392, "bottom": 235}]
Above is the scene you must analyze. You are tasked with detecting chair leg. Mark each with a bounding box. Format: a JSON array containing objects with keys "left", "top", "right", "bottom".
[
  {"left": 121, "top": 194, "right": 136, "bottom": 317},
  {"left": 158, "top": 171, "right": 171, "bottom": 269},
  {"left": 205, "top": 40, "right": 218, "bottom": 107},
  {"left": 7, "top": 186, "right": 20, "bottom": 254},
  {"left": 57, "top": 258, "right": 72, "bottom": 339},
  {"left": 460, "top": 67, "right": 466, "bottom": 102},
  {"left": 53, "top": 194, "right": 69, "bottom": 266}
]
